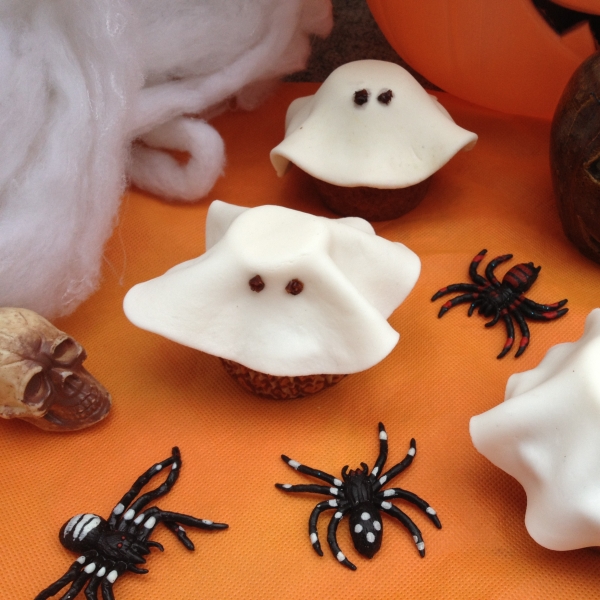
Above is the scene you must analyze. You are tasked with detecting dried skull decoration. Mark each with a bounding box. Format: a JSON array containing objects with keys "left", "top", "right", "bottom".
[{"left": 0, "top": 307, "right": 111, "bottom": 431}]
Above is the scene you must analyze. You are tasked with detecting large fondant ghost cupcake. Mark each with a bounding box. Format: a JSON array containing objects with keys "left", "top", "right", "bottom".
[
  {"left": 270, "top": 60, "right": 477, "bottom": 221},
  {"left": 124, "top": 201, "right": 420, "bottom": 398},
  {"left": 470, "top": 309, "right": 600, "bottom": 550}
]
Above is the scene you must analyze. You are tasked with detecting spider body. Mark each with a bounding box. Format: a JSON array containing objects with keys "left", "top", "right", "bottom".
[
  {"left": 431, "top": 249, "right": 568, "bottom": 358},
  {"left": 342, "top": 465, "right": 383, "bottom": 558},
  {"left": 276, "top": 423, "right": 441, "bottom": 570},
  {"left": 58, "top": 513, "right": 167, "bottom": 568},
  {"left": 36, "top": 447, "right": 228, "bottom": 600}
]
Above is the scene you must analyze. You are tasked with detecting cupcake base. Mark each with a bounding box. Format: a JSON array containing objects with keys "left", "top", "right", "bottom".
[
  {"left": 220, "top": 358, "right": 346, "bottom": 399},
  {"left": 313, "top": 176, "right": 432, "bottom": 221}
]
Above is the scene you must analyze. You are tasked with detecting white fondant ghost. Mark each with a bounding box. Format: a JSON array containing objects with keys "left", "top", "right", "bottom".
[
  {"left": 470, "top": 309, "right": 600, "bottom": 551},
  {"left": 270, "top": 60, "right": 477, "bottom": 188},
  {"left": 124, "top": 201, "right": 420, "bottom": 376}
]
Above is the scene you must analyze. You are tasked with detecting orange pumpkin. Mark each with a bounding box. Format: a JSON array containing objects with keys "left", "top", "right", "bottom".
[{"left": 367, "top": 0, "right": 599, "bottom": 119}]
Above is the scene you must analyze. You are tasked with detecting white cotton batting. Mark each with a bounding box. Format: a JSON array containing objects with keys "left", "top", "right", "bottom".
[
  {"left": 127, "top": 0, "right": 332, "bottom": 202},
  {"left": 129, "top": 117, "right": 226, "bottom": 202},
  {"left": 0, "top": 0, "right": 142, "bottom": 317},
  {"left": 0, "top": 0, "right": 332, "bottom": 318}
]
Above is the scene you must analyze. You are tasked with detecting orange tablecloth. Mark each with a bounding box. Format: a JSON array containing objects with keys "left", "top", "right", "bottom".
[{"left": 2, "top": 84, "right": 600, "bottom": 599}]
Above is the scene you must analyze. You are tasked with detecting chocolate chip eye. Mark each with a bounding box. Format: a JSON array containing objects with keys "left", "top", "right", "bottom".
[
  {"left": 285, "top": 279, "right": 304, "bottom": 295},
  {"left": 377, "top": 89, "right": 393, "bottom": 105},
  {"left": 249, "top": 275, "right": 265, "bottom": 292},
  {"left": 353, "top": 89, "right": 369, "bottom": 106}
]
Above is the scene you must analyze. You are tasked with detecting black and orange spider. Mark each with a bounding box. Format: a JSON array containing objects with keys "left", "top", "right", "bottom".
[{"left": 431, "top": 249, "right": 568, "bottom": 358}]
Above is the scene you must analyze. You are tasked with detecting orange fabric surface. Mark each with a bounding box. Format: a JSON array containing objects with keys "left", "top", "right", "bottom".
[{"left": 2, "top": 83, "right": 600, "bottom": 599}]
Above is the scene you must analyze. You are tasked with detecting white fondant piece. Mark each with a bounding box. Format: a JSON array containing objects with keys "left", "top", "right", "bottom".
[
  {"left": 124, "top": 200, "right": 420, "bottom": 376},
  {"left": 270, "top": 60, "right": 477, "bottom": 188},
  {"left": 470, "top": 309, "right": 600, "bottom": 551}
]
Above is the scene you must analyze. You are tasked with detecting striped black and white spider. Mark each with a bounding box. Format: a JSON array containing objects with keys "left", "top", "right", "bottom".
[
  {"left": 35, "top": 447, "right": 227, "bottom": 600},
  {"left": 276, "top": 423, "right": 441, "bottom": 570}
]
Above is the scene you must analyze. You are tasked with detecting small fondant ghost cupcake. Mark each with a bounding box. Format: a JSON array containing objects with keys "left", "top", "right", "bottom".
[
  {"left": 470, "top": 309, "right": 600, "bottom": 551},
  {"left": 271, "top": 60, "right": 477, "bottom": 221},
  {"left": 124, "top": 200, "right": 420, "bottom": 399}
]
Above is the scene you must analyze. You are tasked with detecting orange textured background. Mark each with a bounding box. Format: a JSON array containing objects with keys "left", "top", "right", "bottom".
[{"left": 2, "top": 83, "right": 600, "bottom": 599}]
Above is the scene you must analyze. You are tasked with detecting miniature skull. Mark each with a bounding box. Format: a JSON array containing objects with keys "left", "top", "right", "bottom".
[{"left": 0, "top": 307, "right": 111, "bottom": 431}]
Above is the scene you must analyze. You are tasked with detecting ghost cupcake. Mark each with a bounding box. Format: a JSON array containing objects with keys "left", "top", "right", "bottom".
[
  {"left": 270, "top": 60, "right": 477, "bottom": 221},
  {"left": 123, "top": 201, "right": 420, "bottom": 399},
  {"left": 470, "top": 309, "right": 600, "bottom": 551}
]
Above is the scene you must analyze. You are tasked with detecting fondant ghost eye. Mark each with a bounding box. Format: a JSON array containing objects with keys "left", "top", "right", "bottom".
[
  {"left": 353, "top": 89, "right": 369, "bottom": 106},
  {"left": 285, "top": 279, "right": 304, "bottom": 295},
  {"left": 249, "top": 275, "right": 265, "bottom": 292},
  {"left": 377, "top": 89, "right": 393, "bottom": 105}
]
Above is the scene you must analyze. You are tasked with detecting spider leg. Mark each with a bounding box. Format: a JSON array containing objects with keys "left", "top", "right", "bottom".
[
  {"left": 126, "top": 462, "right": 181, "bottom": 518},
  {"left": 517, "top": 304, "right": 569, "bottom": 321},
  {"left": 151, "top": 509, "right": 228, "bottom": 531},
  {"left": 128, "top": 564, "right": 149, "bottom": 575},
  {"left": 34, "top": 551, "right": 97, "bottom": 600},
  {"left": 280, "top": 455, "right": 342, "bottom": 487},
  {"left": 431, "top": 283, "right": 480, "bottom": 301},
  {"left": 497, "top": 313, "right": 515, "bottom": 359},
  {"left": 468, "top": 296, "right": 485, "bottom": 316},
  {"left": 84, "top": 563, "right": 110, "bottom": 600},
  {"left": 522, "top": 298, "right": 568, "bottom": 312},
  {"left": 373, "top": 439, "right": 416, "bottom": 492},
  {"left": 163, "top": 521, "right": 194, "bottom": 550},
  {"left": 468, "top": 249, "right": 489, "bottom": 285},
  {"left": 100, "top": 561, "right": 127, "bottom": 600},
  {"left": 132, "top": 506, "right": 228, "bottom": 549},
  {"left": 58, "top": 562, "right": 97, "bottom": 600},
  {"left": 376, "top": 488, "right": 442, "bottom": 529},
  {"left": 380, "top": 502, "right": 427, "bottom": 557},
  {"left": 109, "top": 447, "right": 180, "bottom": 529},
  {"left": 484, "top": 308, "right": 501, "bottom": 327},
  {"left": 326, "top": 506, "right": 356, "bottom": 570},
  {"left": 436, "top": 293, "right": 479, "bottom": 317},
  {"left": 308, "top": 499, "right": 339, "bottom": 556},
  {"left": 146, "top": 540, "right": 164, "bottom": 551},
  {"left": 84, "top": 579, "right": 100, "bottom": 600},
  {"left": 276, "top": 483, "right": 341, "bottom": 497},
  {"left": 513, "top": 310, "right": 531, "bottom": 358},
  {"left": 485, "top": 253, "right": 513, "bottom": 286},
  {"left": 370, "top": 422, "right": 388, "bottom": 479}
]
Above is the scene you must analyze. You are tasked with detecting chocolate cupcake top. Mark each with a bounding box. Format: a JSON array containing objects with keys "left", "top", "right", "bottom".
[
  {"left": 270, "top": 60, "right": 477, "bottom": 189},
  {"left": 123, "top": 201, "right": 420, "bottom": 376}
]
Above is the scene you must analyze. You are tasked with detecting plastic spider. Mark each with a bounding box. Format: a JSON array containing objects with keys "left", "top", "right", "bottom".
[
  {"left": 275, "top": 423, "right": 441, "bottom": 570},
  {"left": 35, "top": 447, "right": 228, "bottom": 600},
  {"left": 431, "top": 249, "right": 568, "bottom": 358}
]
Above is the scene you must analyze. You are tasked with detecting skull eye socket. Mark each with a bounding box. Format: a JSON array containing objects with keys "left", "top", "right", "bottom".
[
  {"left": 52, "top": 338, "right": 82, "bottom": 365},
  {"left": 23, "top": 371, "right": 51, "bottom": 406}
]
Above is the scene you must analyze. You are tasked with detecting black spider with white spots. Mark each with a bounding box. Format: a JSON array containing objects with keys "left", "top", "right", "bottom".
[
  {"left": 276, "top": 423, "right": 441, "bottom": 570},
  {"left": 35, "top": 447, "right": 227, "bottom": 600}
]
